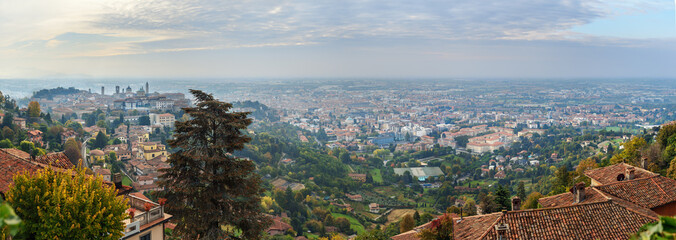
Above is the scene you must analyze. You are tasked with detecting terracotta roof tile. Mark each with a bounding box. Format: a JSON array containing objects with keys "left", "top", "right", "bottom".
[
  {"left": 538, "top": 188, "right": 609, "bottom": 208},
  {"left": 266, "top": 216, "right": 292, "bottom": 233},
  {"left": 391, "top": 230, "right": 419, "bottom": 240},
  {"left": 0, "top": 148, "right": 30, "bottom": 160},
  {"left": 595, "top": 175, "right": 676, "bottom": 209},
  {"left": 453, "top": 213, "right": 502, "bottom": 240},
  {"left": 0, "top": 150, "right": 42, "bottom": 193},
  {"left": 34, "top": 152, "right": 75, "bottom": 169},
  {"left": 480, "top": 201, "right": 656, "bottom": 240},
  {"left": 584, "top": 163, "right": 657, "bottom": 185}
]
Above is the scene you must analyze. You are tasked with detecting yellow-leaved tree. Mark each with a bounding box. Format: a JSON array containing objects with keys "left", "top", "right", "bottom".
[
  {"left": 6, "top": 167, "right": 128, "bottom": 239},
  {"left": 27, "top": 101, "right": 40, "bottom": 118},
  {"left": 610, "top": 137, "right": 647, "bottom": 166}
]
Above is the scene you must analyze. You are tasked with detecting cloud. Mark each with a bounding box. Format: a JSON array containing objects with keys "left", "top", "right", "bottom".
[
  {"left": 0, "top": 0, "right": 674, "bottom": 78},
  {"left": 89, "top": 0, "right": 607, "bottom": 52}
]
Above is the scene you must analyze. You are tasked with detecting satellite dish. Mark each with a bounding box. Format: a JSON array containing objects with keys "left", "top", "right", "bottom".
[{"left": 617, "top": 174, "right": 625, "bottom": 181}]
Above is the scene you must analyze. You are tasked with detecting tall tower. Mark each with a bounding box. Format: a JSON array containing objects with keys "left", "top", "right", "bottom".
[
  {"left": 101, "top": 86, "right": 105, "bottom": 95},
  {"left": 116, "top": 86, "right": 120, "bottom": 94},
  {"left": 146, "top": 82, "right": 149, "bottom": 94}
]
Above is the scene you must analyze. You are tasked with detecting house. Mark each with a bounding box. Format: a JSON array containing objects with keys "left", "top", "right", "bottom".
[
  {"left": 148, "top": 113, "right": 175, "bottom": 127},
  {"left": 266, "top": 216, "right": 292, "bottom": 236},
  {"left": 493, "top": 170, "right": 506, "bottom": 179},
  {"left": 121, "top": 192, "right": 172, "bottom": 240},
  {"left": 369, "top": 203, "right": 380, "bottom": 213},
  {"left": 539, "top": 163, "right": 676, "bottom": 216},
  {"left": 60, "top": 130, "right": 78, "bottom": 144},
  {"left": 90, "top": 149, "right": 106, "bottom": 163},
  {"left": 26, "top": 130, "right": 43, "bottom": 146},
  {"left": 139, "top": 142, "right": 167, "bottom": 161},
  {"left": 395, "top": 163, "right": 675, "bottom": 240},
  {"left": 12, "top": 118, "right": 26, "bottom": 129},
  {"left": 94, "top": 168, "right": 112, "bottom": 182},
  {"left": 346, "top": 193, "right": 363, "bottom": 202},
  {"left": 348, "top": 173, "right": 367, "bottom": 182}
]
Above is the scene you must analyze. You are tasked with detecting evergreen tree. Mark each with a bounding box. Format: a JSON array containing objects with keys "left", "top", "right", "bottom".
[
  {"left": 94, "top": 131, "right": 108, "bottom": 149},
  {"left": 1, "top": 113, "right": 13, "bottom": 128},
  {"left": 44, "top": 112, "right": 52, "bottom": 123},
  {"left": 159, "top": 90, "right": 269, "bottom": 239},
  {"left": 63, "top": 138, "right": 82, "bottom": 166},
  {"left": 494, "top": 184, "right": 511, "bottom": 211},
  {"left": 517, "top": 181, "right": 526, "bottom": 203}
]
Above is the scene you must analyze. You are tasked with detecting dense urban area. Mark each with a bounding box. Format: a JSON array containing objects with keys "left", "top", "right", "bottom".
[{"left": 1, "top": 79, "right": 676, "bottom": 239}]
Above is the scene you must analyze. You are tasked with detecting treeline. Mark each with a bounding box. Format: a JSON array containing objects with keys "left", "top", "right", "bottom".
[{"left": 32, "top": 87, "right": 82, "bottom": 100}]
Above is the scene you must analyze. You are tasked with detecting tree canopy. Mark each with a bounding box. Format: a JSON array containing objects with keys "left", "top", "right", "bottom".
[{"left": 6, "top": 167, "right": 128, "bottom": 239}]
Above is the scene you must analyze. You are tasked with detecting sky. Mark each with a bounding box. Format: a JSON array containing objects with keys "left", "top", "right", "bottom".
[{"left": 0, "top": 0, "right": 674, "bottom": 79}]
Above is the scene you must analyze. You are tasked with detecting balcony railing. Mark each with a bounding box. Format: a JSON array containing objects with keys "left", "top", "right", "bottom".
[{"left": 122, "top": 194, "right": 165, "bottom": 237}]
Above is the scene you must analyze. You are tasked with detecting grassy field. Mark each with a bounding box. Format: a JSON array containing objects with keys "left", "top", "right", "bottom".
[
  {"left": 122, "top": 175, "right": 132, "bottom": 186},
  {"left": 386, "top": 209, "right": 416, "bottom": 225},
  {"left": 604, "top": 127, "right": 640, "bottom": 134},
  {"left": 370, "top": 169, "right": 383, "bottom": 183},
  {"left": 305, "top": 233, "right": 320, "bottom": 239},
  {"left": 332, "top": 213, "right": 365, "bottom": 234}
]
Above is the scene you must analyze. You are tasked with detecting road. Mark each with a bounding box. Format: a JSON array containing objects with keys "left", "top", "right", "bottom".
[{"left": 81, "top": 137, "right": 91, "bottom": 169}]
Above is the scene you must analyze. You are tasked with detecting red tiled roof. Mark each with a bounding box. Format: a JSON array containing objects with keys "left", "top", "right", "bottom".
[
  {"left": 453, "top": 213, "right": 502, "bottom": 240},
  {"left": 129, "top": 192, "right": 151, "bottom": 202},
  {"left": 267, "top": 216, "right": 292, "bottom": 233},
  {"left": 0, "top": 151, "right": 42, "bottom": 193},
  {"left": 479, "top": 201, "right": 656, "bottom": 240},
  {"left": 595, "top": 175, "right": 676, "bottom": 209},
  {"left": 584, "top": 163, "right": 657, "bottom": 185},
  {"left": 0, "top": 148, "right": 30, "bottom": 160},
  {"left": 391, "top": 230, "right": 418, "bottom": 240},
  {"left": 34, "top": 152, "right": 75, "bottom": 169},
  {"left": 538, "top": 187, "right": 609, "bottom": 208}
]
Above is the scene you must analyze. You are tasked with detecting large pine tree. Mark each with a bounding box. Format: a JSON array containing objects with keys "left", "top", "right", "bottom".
[{"left": 159, "top": 90, "right": 269, "bottom": 239}]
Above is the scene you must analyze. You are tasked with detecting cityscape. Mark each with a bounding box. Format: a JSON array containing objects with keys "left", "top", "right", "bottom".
[{"left": 1, "top": 0, "right": 676, "bottom": 239}]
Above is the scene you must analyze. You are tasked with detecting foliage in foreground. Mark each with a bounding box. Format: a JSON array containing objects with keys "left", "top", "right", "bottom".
[
  {"left": 417, "top": 213, "right": 453, "bottom": 240},
  {"left": 633, "top": 216, "right": 676, "bottom": 240},
  {"left": 0, "top": 202, "right": 21, "bottom": 238},
  {"left": 6, "top": 167, "right": 128, "bottom": 239}
]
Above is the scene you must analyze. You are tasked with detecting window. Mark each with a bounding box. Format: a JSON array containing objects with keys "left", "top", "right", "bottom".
[{"left": 140, "top": 233, "right": 151, "bottom": 240}]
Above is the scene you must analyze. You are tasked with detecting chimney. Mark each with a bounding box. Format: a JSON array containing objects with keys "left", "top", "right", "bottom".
[
  {"left": 511, "top": 196, "right": 521, "bottom": 211},
  {"left": 573, "top": 182, "right": 585, "bottom": 203},
  {"left": 626, "top": 166, "right": 635, "bottom": 180},
  {"left": 113, "top": 173, "right": 122, "bottom": 185},
  {"left": 641, "top": 158, "right": 647, "bottom": 169},
  {"left": 495, "top": 223, "right": 509, "bottom": 240}
]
